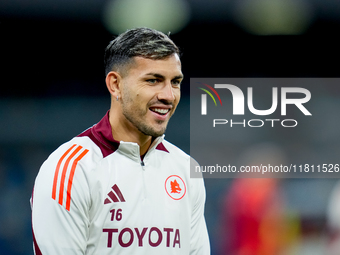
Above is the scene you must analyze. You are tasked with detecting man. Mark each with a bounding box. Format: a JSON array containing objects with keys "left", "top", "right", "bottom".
[{"left": 31, "top": 27, "right": 210, "bottom": 254}]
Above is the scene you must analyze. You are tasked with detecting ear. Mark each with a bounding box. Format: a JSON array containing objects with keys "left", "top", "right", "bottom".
[{"left": 105, "top": 71, "right": 122, "bottom": 98}]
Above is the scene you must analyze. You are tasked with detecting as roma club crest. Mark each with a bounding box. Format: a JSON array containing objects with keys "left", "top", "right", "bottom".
[{"left": 165, "top": 175, "right": 186, "bottom": 200}]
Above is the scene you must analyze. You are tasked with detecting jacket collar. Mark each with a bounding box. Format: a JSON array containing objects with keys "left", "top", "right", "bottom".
[{"left": 80, "top": 111, "right": 169, "bottom": 158}]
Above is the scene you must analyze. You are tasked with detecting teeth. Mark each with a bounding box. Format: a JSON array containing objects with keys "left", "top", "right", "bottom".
[{"left": 152, "top": 108, "right": 169, "bottom": 114}]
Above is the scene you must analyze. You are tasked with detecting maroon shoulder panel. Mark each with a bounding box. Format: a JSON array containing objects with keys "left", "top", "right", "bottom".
[
  {"left": 77, "top": 111, "right": 120, "bottom": 158},
  {"left": 155, "top": 142, "right": 169, "bottom": 153}
]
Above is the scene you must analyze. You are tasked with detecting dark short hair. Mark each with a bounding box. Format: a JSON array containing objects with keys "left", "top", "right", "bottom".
[{"left": 104, "top": 27, "right": 180, "bottom": 76}]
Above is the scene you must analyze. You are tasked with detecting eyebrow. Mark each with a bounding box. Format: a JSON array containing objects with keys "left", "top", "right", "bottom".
[{"left": 145, "top": 73, "right": 184, "bottom": 80}]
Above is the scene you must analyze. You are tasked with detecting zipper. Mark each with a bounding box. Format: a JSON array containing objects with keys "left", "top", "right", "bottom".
[
  {"left": 140, "top": 160, "right": 147, "bottom": 200},
  {"left": 140, "top": 160, "right": 145, "bottom": 170}
]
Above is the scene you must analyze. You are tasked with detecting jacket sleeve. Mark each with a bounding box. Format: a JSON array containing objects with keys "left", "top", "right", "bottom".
[
  {"left": 189, "top": 160, "right": 211, "bottom": 254},
  {"left": 31, "top": 143, "right": 90, "bottom": 255}
]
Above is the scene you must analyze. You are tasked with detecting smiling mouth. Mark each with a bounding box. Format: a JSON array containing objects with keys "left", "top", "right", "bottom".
[{"left": 149, "top": 108, "right": 170, "bottom": 115}]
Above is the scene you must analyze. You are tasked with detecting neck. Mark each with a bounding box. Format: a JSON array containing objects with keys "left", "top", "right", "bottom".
[{"left": 109, "top": 110, "right": 153, "bottom": 156}]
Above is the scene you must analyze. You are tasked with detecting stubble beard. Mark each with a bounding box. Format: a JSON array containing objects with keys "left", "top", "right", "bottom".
[{"left": 121, "top": 94, "right": 169, "bottom": 138}]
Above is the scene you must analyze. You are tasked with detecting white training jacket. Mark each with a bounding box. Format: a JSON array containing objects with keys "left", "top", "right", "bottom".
[{"left": 31, "top": 111, "right": 210, "bottom": 255}]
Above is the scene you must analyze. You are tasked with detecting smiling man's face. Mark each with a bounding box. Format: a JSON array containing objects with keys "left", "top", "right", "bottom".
[{"left": 119, "top": 54, "right": 183, "bottom": 138}]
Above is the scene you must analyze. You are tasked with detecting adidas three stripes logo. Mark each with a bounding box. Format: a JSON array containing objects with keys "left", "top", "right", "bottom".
[
  {"left": 51, "top": 143, "right": 126, "bottom": 210},
  {"left": 52, "top": 144, "right": 89, "bottom": 211}
]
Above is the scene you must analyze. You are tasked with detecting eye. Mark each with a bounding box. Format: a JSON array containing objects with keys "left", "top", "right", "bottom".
[
  {"left": 146, "top": 79, "right": 159, "bottom": 84},
  {"left": 172, "top": 79, "right": 182, "bottom": 87}
]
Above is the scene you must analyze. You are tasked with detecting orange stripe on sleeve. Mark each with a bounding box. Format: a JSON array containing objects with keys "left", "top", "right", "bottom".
[
  {"left": 52, "top": 144, "right": 77, "bottom": 200},
  {"left": 66, "top": 149, "right": 89, "bottom": 211},
  {"left": 58, "top": 145, "right": 83, "bottom": 206}
]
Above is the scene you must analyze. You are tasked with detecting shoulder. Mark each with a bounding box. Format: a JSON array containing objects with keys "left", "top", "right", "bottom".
[
  {"left": 33, "top": 133, "right": 110, "bottom": 211},
  {"left": 44, "top": 135, "right": 103, "bottom": 171},
  {"left": 35, "top": 133, "right": 105, "bottom": 197},
  {"left": 161, "top": 139, "right": 205, "bottom": 187},
  {"left": 161, "top": 139, "right": 202, "bottom": 175},
  {"left": 161, "top": 139, "right": 190, "bottom": 161}
]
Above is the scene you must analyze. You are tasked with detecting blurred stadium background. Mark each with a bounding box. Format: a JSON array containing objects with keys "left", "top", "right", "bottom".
[{"left": 1, "top": 0, "right": 340, "bottom": 254}]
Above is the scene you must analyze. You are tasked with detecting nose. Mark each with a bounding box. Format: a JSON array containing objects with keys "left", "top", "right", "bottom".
[{"left": 158, "top": 81, "right": 175, "bottom": 103}]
